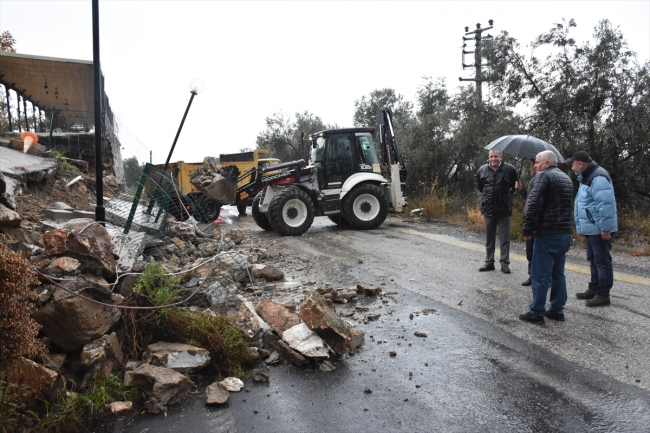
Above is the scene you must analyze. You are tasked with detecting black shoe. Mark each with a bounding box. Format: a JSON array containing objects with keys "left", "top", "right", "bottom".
[
  {"left": 576, "top": 289, "right": 596, "bottom": 300},
  {"left": 479, "top": 263, "right": 495, "bottom": 272},
  {"left": 501, "top": 264, "right": 511, "bottom": 274},
  {"left": 585, "top": 295, "right": 611, "bottom": 307},
  {"left": 521, "top": 277, "right": 532, "bottom": 286},
  {"left": 543, "top": 310, "right": 565, "bottom": 321},
  {"left": 519, "top": 312, "right": 544, "bottom": 324}
]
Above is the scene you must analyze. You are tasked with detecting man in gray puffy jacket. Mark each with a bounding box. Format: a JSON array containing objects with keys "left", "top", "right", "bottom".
[{"left": 567, "top": 151, "right": 618, "bottom": 307}]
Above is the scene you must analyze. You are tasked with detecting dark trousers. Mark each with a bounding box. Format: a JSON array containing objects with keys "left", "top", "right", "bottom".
[
  {"left": 526, "top": 237, "right": 534, "bottom": 275},
  {"left": 585, "top": 233, "right": 615, "bottom": 297},
  {"left": 483, "top": 215, "right": 511, "bottom": 265}
]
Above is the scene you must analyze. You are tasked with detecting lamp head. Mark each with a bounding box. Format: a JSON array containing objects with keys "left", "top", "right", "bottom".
[{"left": 189, "top": 79, "right": 204, "bottom": 95}]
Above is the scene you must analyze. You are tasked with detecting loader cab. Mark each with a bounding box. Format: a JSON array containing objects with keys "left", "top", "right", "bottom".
[{"left": 309, "top": 128, "right": 380, "bottom": 190}]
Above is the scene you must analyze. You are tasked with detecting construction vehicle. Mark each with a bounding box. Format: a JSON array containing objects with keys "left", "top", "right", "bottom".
[
  {"left": 242, "top": 107, "right": 407, "bottom": 236},
  {"left": 159, "top": 149, "right": 281, "bottom": 222}
]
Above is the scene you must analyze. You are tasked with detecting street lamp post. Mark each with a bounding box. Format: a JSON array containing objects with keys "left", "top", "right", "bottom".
[
  {"left": 92, "top": 0, "right": 104, "bottom": 222},
  {"left": 163, "top": 79, "right": 204, "bottom": 171}
]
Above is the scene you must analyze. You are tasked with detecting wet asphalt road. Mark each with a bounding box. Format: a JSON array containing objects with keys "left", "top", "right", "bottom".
[{"left": 113, "top": 209, "right": 650, "bottom": 433}]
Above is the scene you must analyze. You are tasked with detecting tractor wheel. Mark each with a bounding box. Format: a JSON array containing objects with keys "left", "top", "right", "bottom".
[
  {"left": 195, "top": 195, "right": 221, "bottom": 223},
  {"left": 252, "top": 191, "right": 273, "bottom": 231},
  {"left": 237, "top": 203, "right": 247, "bottom": 215},
  {"left": 327, "top": 214, "right": 349, "bottom": 227},
  {"left": 342, "top": 183, "right": 388, "bottom": 230},
  {"left": 268, "top": 186, "right": 314, "bottom": 236}
]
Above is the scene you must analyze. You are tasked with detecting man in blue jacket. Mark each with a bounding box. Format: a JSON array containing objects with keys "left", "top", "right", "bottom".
[{"left": 567, "top": 151, "right": 618, "bottom": 307}]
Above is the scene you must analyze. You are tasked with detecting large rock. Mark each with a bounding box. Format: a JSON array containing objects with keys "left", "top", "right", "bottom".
[
  {"left": 144, "top": 342, "right": 211, "bottom": 374},
  {"left": 7, "top": 358, "right": 64, "bottom": 403},
  {"left": 32, "top": 279, "right": 122, "bottom": 352},
  {"left": 80, "top": 333, "right": 124, "bottom": 386},
  {"left": 42, "top": 219, "right": 117, "bottom": 280},
  {"left": 81, "top": 333, "right": 124, "bottom": 370},
  {"left": 251, "top": 264, "right": 284, "bottom": 282},
  {"left": 224, "top": 229, "right": 244, "bottom": 245},
  {"left": 0, "top": 202, "right": 21, "bottom": 227},
  {"left": 215, "top": 252, "right": 252, "bottom": 282},
  {"left": 255, "top": 298, "right": 299, "bottom": 336},
  {"left": 123, "top": 364, "right": 195, "bottom": 414},
  {"left": 300, "top": 290, "right": 356, "bottom": 356}
]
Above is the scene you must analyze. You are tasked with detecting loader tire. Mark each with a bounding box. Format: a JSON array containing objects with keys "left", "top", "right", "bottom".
[
  {"left": 252, "top": 191, "right": 273, "bottom": 231},
  {"left": 195, "top": 195, "right": 221, "bottom": 223},
  {"left": 342, "top": 183, "right": 388, "bottom": 230},
  {"left": 268, "top": 186, "right": 314, "bottom": 236},
  {"left": 327, "top": 214, "right": 349, "bottom": 227}
]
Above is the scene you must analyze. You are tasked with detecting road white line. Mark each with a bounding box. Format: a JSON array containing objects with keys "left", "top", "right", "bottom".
[{"left": 392, "top": 227, "right": 650, "bottom": 287}]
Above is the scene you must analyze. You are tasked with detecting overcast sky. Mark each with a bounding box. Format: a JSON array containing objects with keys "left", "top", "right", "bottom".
[{"left": 1, "top": 1, "right": 649, "bottom": 165}]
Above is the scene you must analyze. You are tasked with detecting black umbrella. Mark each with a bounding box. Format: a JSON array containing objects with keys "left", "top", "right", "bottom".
[{"left": 485, "top": 135, "right": 565, "bottom": 163}]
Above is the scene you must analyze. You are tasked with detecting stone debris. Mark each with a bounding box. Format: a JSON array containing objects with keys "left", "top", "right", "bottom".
[
  {"left": 109, "top": 401, "right": 133, "bottom": 414},
  {"left": 357, "top": 283, "right": 381, "bottom": 296},
  {"left": 255, "top": 298, "right": 300, "bottom": 336},
  {"left": 300, "top": 290, "right": 360, "bottom": 356},
  {"left": 251, "top": 370, "right": 270, "bottom": 382},
  {"left": 252, "top": 263, "right": 285, "bottom": 281},
  {"left": 144, "top": 342, "right": 211, "bottom": 374},
  {"left": 190, "top": 157, "right": 238, "bottom": 204},
  {"left": 219, "top": 377, "right": 245, "bottom": 392},
  {"left": 205, "top": 382, "right": 230, "bottom": 405},
  {"left": 319, "top": 360, "right": 336, "bottom": 372},
  {"left": 281, "top": 323, "right": 329, "bottom": 358},
  {"left": 80, "top": 332, "right": 124, "bottom": 386},
  {"left": 123, "top": 364, "right": 195, "bottom": 414}
]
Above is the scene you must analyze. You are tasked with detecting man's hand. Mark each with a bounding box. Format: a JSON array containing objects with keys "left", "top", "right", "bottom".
[
  {"left": 524, "top": 235, "right": 532, "bottom": 241},
  {"left": 601, "top": 231, "right": 611, "bottom": 241}
]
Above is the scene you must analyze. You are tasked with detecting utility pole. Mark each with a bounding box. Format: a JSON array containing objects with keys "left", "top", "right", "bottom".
[{"left": 459, "top": 19, "right": 494, "bottom": 104}]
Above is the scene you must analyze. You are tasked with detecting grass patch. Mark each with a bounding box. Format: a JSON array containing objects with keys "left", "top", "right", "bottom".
[
  {"left": 123, "top": 262, "right": 255, "bottom": 377},
  {"left": 418, "top": 178, "right": 451, "bottom": 222},
  {"left": 49, "top": 150, "right": 76, "bottom": 172},
  {"left": 39, "top": 372, "right": 141, "bottom": 433}
]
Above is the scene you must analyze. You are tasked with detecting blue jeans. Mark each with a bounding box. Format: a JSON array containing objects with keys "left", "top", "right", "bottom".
[
  {"left": 529, "top": 234, "right": 572, "bottom": 315},
  {"left": 585, "top": 233, "right": 615, "bottom": 297}
]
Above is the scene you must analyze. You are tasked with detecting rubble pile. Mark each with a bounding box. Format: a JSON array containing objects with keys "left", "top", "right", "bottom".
[{"left": 0, "top": 143, "right": 387, "bottom": 422}]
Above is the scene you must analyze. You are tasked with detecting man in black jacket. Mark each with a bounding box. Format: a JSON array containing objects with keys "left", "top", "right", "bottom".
[
  {"left": 519, "top": 150, "right": 574, "bottom": 324},
  {"left": 477, "top": 150, "right": 519, "bottom": 273}
]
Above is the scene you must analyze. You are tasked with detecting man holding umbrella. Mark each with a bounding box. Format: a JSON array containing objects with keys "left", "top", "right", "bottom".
[{"left": 477, "top": 150, "right": 519, "bottom": 273}]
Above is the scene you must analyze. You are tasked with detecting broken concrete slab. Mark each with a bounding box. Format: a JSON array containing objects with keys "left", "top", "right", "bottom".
[
  {"left": 282, "top": 323, "right": 329, "bottom": 358},
  {"left": 144, "top": 342, "right": 211, "bottom": 374},
  {"left": 0, "top": 145, "right": 58, "bottom": 183}
]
